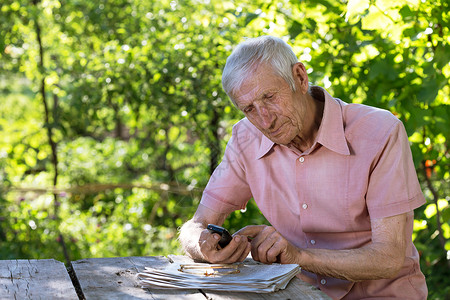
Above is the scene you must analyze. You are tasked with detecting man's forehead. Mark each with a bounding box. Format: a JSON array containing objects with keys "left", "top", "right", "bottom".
[
  {"left": 233, "top": 81, "right": 266, "bottom": 108},
  {"left": 233, "top": 70, "right": 284, "bottom": 103}
]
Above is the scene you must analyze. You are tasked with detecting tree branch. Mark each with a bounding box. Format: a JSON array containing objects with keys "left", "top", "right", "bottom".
[
  {"left": 422, "top": 161, "right": 448, "bottom": 251},
  {"left": 32, "top": 1, "right": 70, "bottom": 266}
]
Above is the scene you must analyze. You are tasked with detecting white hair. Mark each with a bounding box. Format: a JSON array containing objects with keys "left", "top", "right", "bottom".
[{"left": 222, "top": 36, "right": 299, "bottom": 104}]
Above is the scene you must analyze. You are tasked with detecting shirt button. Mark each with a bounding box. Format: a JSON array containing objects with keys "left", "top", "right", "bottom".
[
  {"left": 302, "top": 203, "right": 308, "bottom": 209},
  {"left": 310, "top": 239, "right": 316, "bottom": 245},
  {"left": 298, "top": 157, "right": 305, "bottom": 163},
  {"left": 320, "top": 279, "right": 327, "bottom": 285}
]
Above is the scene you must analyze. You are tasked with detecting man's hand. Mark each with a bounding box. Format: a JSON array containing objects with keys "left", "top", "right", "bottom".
[
  {"left": 235, "top": 225, "right": 300, "bottom": 264},
  {"left": 198, "top": 228, "right": 251, "bottom": 264},
  {"left": 179, "top": 204, "right": 249, "bottom": 263}
]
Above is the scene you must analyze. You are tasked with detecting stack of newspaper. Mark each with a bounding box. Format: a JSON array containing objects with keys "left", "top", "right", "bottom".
[{"left": 137, "top": 261, "right": 301, "bottom": 293}]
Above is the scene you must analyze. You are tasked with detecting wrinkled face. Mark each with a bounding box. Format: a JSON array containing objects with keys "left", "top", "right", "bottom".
[{"left": 233, "top": 66, "right": 308, "bottom": 146}]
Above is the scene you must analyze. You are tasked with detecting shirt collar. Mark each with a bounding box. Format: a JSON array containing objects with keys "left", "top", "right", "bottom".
[
  {"left": 256, "top": 86, "right": 350, "bottom": 159},
  {"left": 314, "top": 86, "right": 350, "bottom": 156},
  {"left": 257, "top": 132, "right": 276, "bottom": 159}
]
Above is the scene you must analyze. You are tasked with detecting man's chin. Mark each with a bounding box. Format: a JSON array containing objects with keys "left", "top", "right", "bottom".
[{"left": 265, "top": 134, "right": 291, "bottom": 146}]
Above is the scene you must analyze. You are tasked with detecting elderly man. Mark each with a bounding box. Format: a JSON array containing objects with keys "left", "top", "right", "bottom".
[{"left": 179, "top": 36, "right": 427, "bottom": 299}]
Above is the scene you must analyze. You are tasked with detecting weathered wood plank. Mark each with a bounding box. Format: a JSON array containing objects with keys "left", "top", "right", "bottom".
[
  {"left": 71, "top": 256, "right": 205, "bottom": 300},
  {"left": 167, "top": 255, "right": 331, "bottom": 300},
  {"left": 200, "top": 277, "right": 331, "bottom": 300},
  {"left": 0, "top": 259, "right": 78, "bottom": 300}
]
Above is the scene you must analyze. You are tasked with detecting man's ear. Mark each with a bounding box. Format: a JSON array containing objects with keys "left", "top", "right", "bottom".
[{"left": 292, "top": 62, "right": 309, "bottom": 94}]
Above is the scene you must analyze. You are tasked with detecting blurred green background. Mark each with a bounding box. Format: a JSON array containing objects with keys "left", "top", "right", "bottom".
[{"left": 0, "top": 0, "right": 449, "bottom": 298}]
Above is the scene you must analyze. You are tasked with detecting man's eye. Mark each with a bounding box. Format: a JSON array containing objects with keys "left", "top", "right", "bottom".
[
  {"left": 244, "top": 107, "right": 254, "bottom": 113},
  {"left": 265, "top": 94, "right": 274, "bottom": 99}
]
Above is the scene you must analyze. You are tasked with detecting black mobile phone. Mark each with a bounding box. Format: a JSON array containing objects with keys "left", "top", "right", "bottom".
[{"left": 207, "top": 224, "right": 233, "bottom": 248}]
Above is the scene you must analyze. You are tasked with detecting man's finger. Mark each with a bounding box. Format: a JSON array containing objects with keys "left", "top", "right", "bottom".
[
  {"left": 226, "top": 236, "right": 250, "bottom": 263},
  {"left": 199, "top": 230, "right": 221, "bottom": 249},
  {"left": 237, "top": 242, "right": 252, "bottom": 262},
  {"left": 204, "top": 235, "right": 249, "bottom": 264},
  {"left": 267, "top": 240, "right": 284, "bottom": 263},
  {"left": 256, "top": 232, "right": 278, "bottom": 263},
  {"left": 234, "top": 225, "right": 265, "bottom": 238}
]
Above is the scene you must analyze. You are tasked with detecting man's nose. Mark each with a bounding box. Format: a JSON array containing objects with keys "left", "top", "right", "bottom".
[{"left": 256, "top": 105, "right": 273, "bottom": 129}]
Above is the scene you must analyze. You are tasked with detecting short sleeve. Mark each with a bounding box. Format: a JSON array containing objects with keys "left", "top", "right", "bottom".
[
  {"left": 200, "top": 127, "right": 253, "bottom": 214},
  {"left": 366, "top": 120, "right": 426, "bottom": 219}
]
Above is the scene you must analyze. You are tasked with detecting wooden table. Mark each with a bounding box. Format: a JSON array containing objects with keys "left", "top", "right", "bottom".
[{"left": 0, "top": 256, "right": 330, "bottom": 299}]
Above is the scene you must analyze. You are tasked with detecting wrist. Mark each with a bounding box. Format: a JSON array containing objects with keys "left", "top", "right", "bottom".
[{"left": 292, "top": 245, "right": 304, "bottom": 266}]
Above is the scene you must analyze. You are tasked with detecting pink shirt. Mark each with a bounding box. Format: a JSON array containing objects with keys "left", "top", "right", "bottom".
[{"left": 201, "top": 87, "right": 427, "bottom": 299}]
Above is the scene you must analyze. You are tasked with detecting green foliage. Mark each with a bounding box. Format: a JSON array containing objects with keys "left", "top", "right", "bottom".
[{"left": 0, "top": 0, "right": 449, "bottom": 298}]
